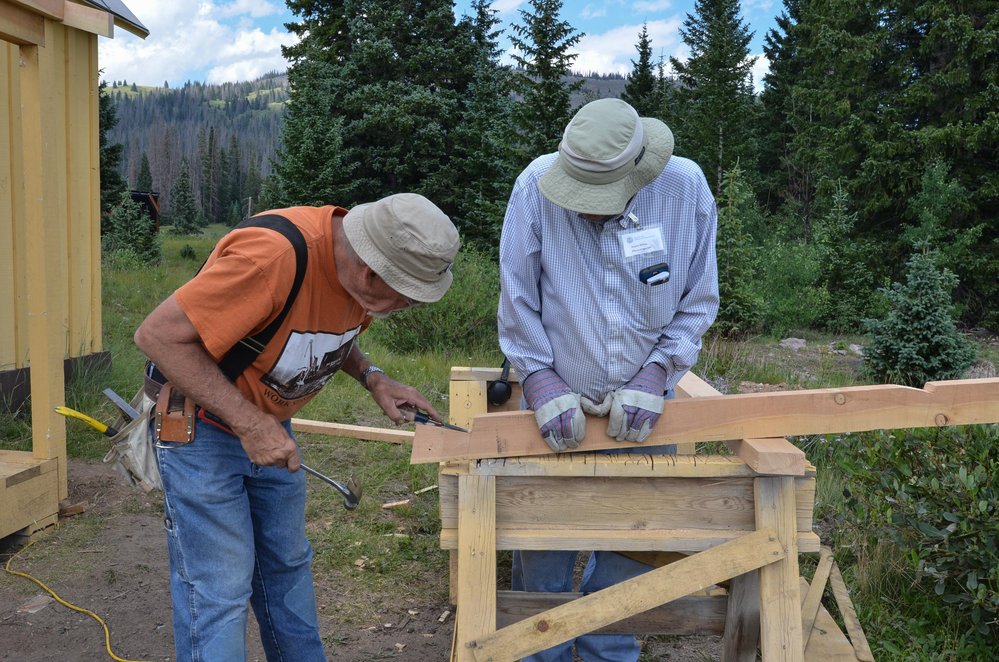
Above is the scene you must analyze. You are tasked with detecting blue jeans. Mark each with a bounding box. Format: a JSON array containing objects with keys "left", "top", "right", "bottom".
[
  {"left": 513, "top": 391, "right": 676, "bottom": 662},
  {"left": 154, "top": 418, "right": 325, "bottom": 662}
]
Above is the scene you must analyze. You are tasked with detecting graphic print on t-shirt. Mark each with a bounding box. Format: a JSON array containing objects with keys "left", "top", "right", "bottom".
[{"left": 263, "top": 326, "right": 361, "bottom": 400}]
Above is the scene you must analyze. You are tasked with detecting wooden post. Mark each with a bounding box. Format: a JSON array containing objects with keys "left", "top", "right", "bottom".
[
  {"left": 721, "top": 570, "right": 760, "bottom": 661},
  {"left": 20, "top": 38, "right": 68, "bottom": 499},
  {"left": 754, "top": 476, "right": 803, "bottom": 661},
  {"left": 454, "top": 474, "right": 496, "bottom": 662}
]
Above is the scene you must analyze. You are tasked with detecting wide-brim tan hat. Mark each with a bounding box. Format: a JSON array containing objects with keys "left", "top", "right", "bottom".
[
  {"left": 539, "top": 98, "right": 674, "bottom": 215},
  {"left": 342, "top": 193, "right": 460, "bottom": 303}
]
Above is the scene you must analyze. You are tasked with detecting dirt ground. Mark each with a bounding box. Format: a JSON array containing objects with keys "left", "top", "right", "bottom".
[{"left": 0, "top": 459, "right": 721, "bottom": 662}]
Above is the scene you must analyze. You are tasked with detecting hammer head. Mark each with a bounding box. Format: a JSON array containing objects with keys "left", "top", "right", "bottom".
[{"left": 343, "top": 474, "right": 362, "bottom": 510}]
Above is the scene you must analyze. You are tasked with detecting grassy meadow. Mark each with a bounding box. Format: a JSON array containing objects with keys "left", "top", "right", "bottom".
[{"left": 1, "top": 227, "right": 996, "bottom": 658}]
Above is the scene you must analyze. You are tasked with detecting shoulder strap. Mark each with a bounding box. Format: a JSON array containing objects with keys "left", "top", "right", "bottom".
[{"left": 216, "top": 214, "right": 309, "bottom": 382}]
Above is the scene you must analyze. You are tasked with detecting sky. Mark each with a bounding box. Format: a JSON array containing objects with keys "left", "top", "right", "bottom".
[{"left": 98, "top": 0, "right": 779, "bottom": 89}]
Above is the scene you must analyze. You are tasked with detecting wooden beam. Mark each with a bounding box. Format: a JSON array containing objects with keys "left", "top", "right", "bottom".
[
  {"left": 455, "top": 474, "right": 496, "bottom": 662},
  {"left": 829, "top": 559, "right": 875, "bottom": 662},
  {"left": 464, "top": 528, "right": 785, "bottom": 661},
  {"left": 801, "top": 546, "right": 834, "bottom": 648},
  {"left": 0, "top": 2, "right": 45, "bottom": 45},
  {"left": 798, "top": 578, "right": 860, "bottom": 661},
  {"left": 721, "top": 570, "right": 760, "bottom": 662},
  {"left": 290, "top": 418, "right": 414, "bottom": 444},
  {"left": 755, "top": 476, "right": 803, "bottom": 662},
  {"left": 10, "top": 0, "right": 63, "bottom": 20},
  {"left": 410, "top": 378, "right": 999, "bottom": 464},
  {"left": 60, "top": 0, "right": 111, "bottom": 37},
  {"left": 467, "top": 453, "right": 770, "bottom": 478},
  {"left": 440, "top": 528, "right": 822, "bottom": 554},
  {"left": 496, "top": 590, "right": 727, "bottom": 635}
]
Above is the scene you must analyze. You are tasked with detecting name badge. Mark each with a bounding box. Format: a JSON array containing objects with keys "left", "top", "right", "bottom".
[{"left": 618, "top": 227, "right": 664, "bottom": 259}]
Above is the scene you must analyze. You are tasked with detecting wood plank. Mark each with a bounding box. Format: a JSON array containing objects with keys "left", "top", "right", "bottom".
[
  {"left": 496, "top": 590, "right": 728, "bottom": 635},
  {"left": 465, "top": 528, "right": 785, "bottom": 661},
  {"left": 60, "top": 0, "right": 112, "bottom": 37},
  {"left": 455, "top": 474, "right": 496, "bottom": 662},
  {"left": 726, "top": 438, "right": 806, "bottom": 476},
  {"left": 65, "top": 26, "right": 95, "bottom": 357},
  {"left": 20, "top": 42, "right": 68, "bottom": 498},
  {"left": 439, "top": 474, "right": 816, "bottom": 535},
  {"left": 411, "top": 379, "right": 999, "bottom": 463},
  {"left": 721, "top": 570, "right": 760, "bottom": 662},
  {"left": 801, "top": 546, "right": 834, "bottom": 648},
  {"left": 10, "top": 0, "right": 64, "bottom": 21},
  {"left": 290, "top": 418, "right": 414, "bottom": 443},
  {"left": 829, "top": 559, "right": 875, "bottom": 662},
  {"left": 799, "top": 578, "right": 859, "bottom": 661},
  {"left": 451, "top": 366, "right": 521, "bottom": 383},
  {"left": 440, "top": 529, "right": 821, "bottom": 554},
  {"left": 469, "top": 453, "right": 760, "bottom": 478},
  {"left": 0, "top": 456, "right": 59, "bottom": 538},
  {"left": 449, "top": 377, "right": 488, "bottom": 431},
  {"left": 0, "top": 1, "right": 45, "bottom": 45},
  {"left": 755, "top": 476, "right": 803, "bottom": 662}
]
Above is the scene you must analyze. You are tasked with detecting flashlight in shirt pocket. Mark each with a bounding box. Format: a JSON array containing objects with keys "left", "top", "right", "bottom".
[{"left": 639, "top": 262, "right": 670, "bottom": 286}]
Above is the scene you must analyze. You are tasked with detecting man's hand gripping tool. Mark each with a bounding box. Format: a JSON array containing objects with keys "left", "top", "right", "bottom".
[{"left": 401, "top": 406, "right": 469, "bottom": 433}]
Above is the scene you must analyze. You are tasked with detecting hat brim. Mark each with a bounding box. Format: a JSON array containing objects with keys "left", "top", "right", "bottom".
[
  {"left": 343, "top": 205, "right": 454, "bottom": 303},
  {"left": 538, "top": 118, "right": 674, "bottom": 215}
]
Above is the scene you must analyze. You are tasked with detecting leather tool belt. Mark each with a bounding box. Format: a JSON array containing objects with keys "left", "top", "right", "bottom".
[
  {"left": 145, "top": 362, "right": 234, "bottom": 440},
  {"left": 154, "top": 383, "right": 195, "bottom": 443}
]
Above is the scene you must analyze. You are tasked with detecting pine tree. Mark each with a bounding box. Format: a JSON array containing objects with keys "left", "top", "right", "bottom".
[
  {"left": 170, "top": 159, "right": 201, "bottom": 234},
  {"left": 712, "top": 166, "right": 762, "bottom": 338},
  {"left": 274, "top": 59, "right": 348, "bottom": 206},
  {"left": 427, "top": 0, "right": 517, "bottom": 252},
  {"left": 758, "top": 0, "right": 809, "bottom": 221},
  {"left": 621, "top": 23, "right": 660, "bottom": 117},
  {"left": 667, "top": 0, "right": 757, "bottom": 192},
  {"left": 509, "top": 0, "right": 583, "bottom": 163},
  {"left": 136, "top": 152, "right": 153, "bottom": 192},
  {"left": 98, "top": 80, "right": 128, "bottom": 224},
  {"left": 864, "top": 246, "right": 975, "bottom": 386},
  {"left": 103, "top": 191, "right": 161, "bottom": 263}
]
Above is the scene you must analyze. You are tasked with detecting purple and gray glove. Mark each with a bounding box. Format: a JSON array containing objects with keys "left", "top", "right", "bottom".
[
  {"left": 522, "top": 368, "right": 585, "bottom": 452},
  {"left": 607, "top": 362, "right": 668, "bottom": 442}
]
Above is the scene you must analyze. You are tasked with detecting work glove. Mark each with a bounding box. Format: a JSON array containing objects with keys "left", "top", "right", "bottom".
[
  {"left": 522, "top": 368, "right": 585, "bottom": 452},
  {"left": 607, "top": 363, "right": 668, "bottom": 442}
]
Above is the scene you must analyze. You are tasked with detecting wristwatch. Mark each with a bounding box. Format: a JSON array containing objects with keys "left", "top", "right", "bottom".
[{"left": 360, "top": 365, "right": 385, "bottom": 390}]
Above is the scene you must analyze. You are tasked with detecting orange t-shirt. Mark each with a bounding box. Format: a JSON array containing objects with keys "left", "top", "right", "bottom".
[{"left": 174, "top": 206, "right": 370, "bottom": 420}]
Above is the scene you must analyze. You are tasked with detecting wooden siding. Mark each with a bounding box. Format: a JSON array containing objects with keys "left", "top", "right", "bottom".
[{"left": 0, "top": 19, "right": 101, "bottom": 374}]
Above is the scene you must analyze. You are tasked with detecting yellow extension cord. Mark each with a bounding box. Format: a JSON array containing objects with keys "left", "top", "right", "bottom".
[{"left": 4, "top": 537, "right": 148, "bottom": 662}]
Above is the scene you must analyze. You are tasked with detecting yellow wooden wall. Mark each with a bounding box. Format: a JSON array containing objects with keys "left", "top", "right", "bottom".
[{"left": 0, "top": 19, "right": 101, "bottom": 374}]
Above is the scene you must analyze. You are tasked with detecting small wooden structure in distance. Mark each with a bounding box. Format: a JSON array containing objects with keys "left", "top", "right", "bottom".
[
  {"left": 0, "top": 0, "right": 147, "bottom": 540},
  {"left": 427, "top": 367, "right": 998, "bottom": 661}
]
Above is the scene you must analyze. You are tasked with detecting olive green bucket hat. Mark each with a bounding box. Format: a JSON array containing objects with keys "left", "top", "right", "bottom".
[{"left": 539, "top": 98, "right": 674, "bottom": 215}]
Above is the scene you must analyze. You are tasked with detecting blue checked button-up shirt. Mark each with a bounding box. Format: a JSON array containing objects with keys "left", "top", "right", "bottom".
[{"left": 498, "top": 153, "right": 719, "bottom": 402}]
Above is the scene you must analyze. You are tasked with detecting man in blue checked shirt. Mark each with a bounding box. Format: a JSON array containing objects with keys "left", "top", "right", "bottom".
[{"left": 497, "top": 98, "right": 719, "bottom": 662}]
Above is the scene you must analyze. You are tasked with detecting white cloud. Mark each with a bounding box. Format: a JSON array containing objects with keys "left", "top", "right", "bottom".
[
  {"left": 491, "top": 0, "right": 525, "bottom": 14},
  {"left": 97, "top": 0, "right": 297, "bottom": 85},
  {"left": 633, "top": 0, "right": 672, "bottom": 12},
  {"left": 581, "top": 4, "right": 607, "bottom": 19},
  {"left": 750, "top": 52, "right": 770, "bottom": 92},
  {"left": 571, "top": 18, "right": 683, "bottom": 76}
]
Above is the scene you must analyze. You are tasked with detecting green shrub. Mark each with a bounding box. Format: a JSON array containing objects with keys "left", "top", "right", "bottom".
[
  {"left": 813, "top": 186, "right": 886, "bottom": 333},
  {"left": 713, "top": 166, "right": 763, "bottom": 338},
  {"left": 754, "top": 238, "right": 827, "bottom": 337},
  {"left": 864, "top": 247, "right": 975, "bottom": 386},
  {"left": 102, "top": 191, "right": 161, "bottom": 263},
  {"left": 367, "top": 248, "right": 500, "bottom": 355},
  {"left": 179, "top": 244, "right": 198, "bottom": 261},
  {"left": 835, "top": 425, "right": 999, "bottom": 640}
]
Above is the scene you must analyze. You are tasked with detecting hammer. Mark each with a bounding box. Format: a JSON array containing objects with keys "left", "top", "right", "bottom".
[{"left": 301, "top": 463, "right": 362, "bottom": 510}]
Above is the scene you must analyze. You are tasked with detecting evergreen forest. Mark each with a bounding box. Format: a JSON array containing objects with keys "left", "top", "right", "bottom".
[{"left": 100, "top": 0, "right": 998, "bottom": 337}]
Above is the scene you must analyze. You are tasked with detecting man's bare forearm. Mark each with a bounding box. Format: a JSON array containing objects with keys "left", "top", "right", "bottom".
[{"left": 134, "top": 296, "right": 264, "bottom": 434}]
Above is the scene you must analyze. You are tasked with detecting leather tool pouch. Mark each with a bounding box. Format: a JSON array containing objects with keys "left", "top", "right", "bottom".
[{"left": 154, "top": 383, "right": 196, "bottom": 443}]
